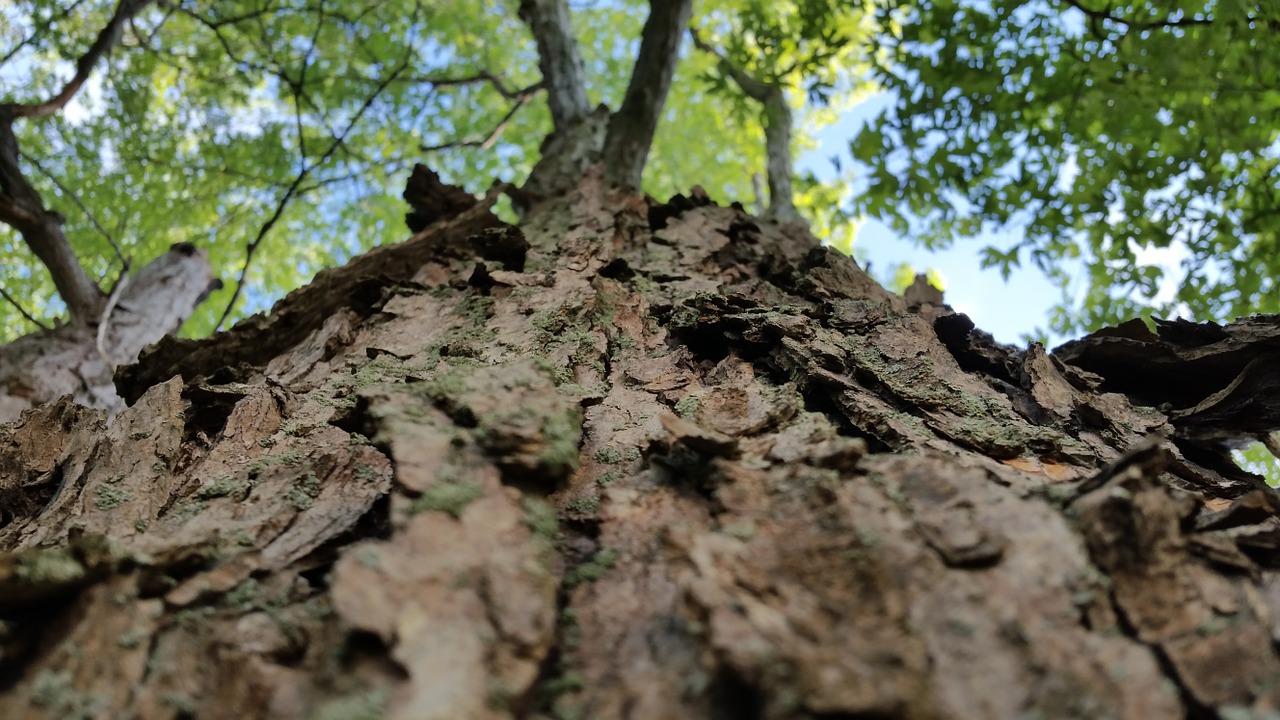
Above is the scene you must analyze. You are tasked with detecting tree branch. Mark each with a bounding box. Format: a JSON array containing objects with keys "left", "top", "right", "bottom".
[
  {"left": 0, "top": 284, "right": 50, "bottom": 331},
  {"left": 518, "top": 0, "right": 591, "bottom": 129},
  {"left": 215, "top": 49, "right": 417, "bottom": 330},
  {"left": 7, "top": 0, "right": 156, "bottom": 119},
  {"left": 17, "top": 149, "right": 126, "bottom": 268},
  {"left": 689, "top": 32, "right": 800, "bottom": 222},
  {"left": 0, "top": 115, "right": 103, "bottom": 321},
  {"left": 0, "top": 0, "right": 155, "bottom": 322},
  {"left": 1058, "top": 0, "right": 1217, "bottom": 31},
  {"left": 420, "top": 85, "right": 539, "bottom": 152},
  {"left": 601, "top": 0, "right": 693, "bottom": 189},
  {"left": 401, "top": 71, "right": 542, "bottom": 101}
]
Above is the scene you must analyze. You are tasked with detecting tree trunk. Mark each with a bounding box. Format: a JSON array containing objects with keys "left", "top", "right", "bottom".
[{"left": 0, "top": 167, "right": 1274, "bottom": 720}]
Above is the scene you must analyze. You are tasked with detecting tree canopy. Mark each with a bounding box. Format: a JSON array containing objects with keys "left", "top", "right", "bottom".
[
  {"left": 856, "top": 0, "right": 1280, "bottom": 336},
  {"left": 0, "top": 0, "right": 870, "bottom": 340},
  {"left": 0, "top": 0, "right": 1276, "bottom": 343}
]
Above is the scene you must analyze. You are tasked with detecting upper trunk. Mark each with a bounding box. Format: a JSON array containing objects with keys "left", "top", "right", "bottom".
[{"left": 0, "top": 168, "right": 1276, "bottom": 720}]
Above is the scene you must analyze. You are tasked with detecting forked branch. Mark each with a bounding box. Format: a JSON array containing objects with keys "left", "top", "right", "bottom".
[{"left": 689, "top": 32, "right": 800, "bottom": 222}]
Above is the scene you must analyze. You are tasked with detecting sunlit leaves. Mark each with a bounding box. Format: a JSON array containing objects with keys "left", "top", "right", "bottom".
[
  {"left": 0, "top": 0, "right": 876, "bottom": 340},
  {"left": 886, "top": 261, "right": 944, "bottom": 294},
  {"left": 853, "top": 0, "right": 1280, "bottom": 335}
]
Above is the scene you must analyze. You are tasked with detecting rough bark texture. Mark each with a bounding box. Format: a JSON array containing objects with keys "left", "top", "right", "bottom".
[
  {"left": 0, "top": 243, "right": 218, "bottom": 423},
  {"left": 1, "top": 169, "right": 1278, "bottom": 719}
]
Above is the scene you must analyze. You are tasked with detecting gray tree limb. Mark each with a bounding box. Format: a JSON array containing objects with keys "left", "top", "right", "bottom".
[
  {"left": 601, "top": 0, "right": 693, "bottom": 190},
  {"left": 518, "top": 0, "right": 591, "bottom": 130}
]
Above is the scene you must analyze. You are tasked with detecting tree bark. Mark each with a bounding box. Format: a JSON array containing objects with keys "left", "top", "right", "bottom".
[{"left": 0, "top": 169, "right": 1276, "bottom": 720}]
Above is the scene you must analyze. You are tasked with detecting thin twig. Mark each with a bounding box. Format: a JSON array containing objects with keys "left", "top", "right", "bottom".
[
  {"left": 0, "top": 0, "right": 91, "bottom": 66},
  {"left": 17, "top": 149, "right": 126, "bottom": 266},
  {"left": 0, "top": 284, "right": 50, "bottom": 330},
  {"left": 400, "top": 71, "right": 542, "bottom": 101},
  {"left": 215, "top": 41, "right": 418, "bottom": 331},
  {"left": 1058, "top": 0, "right": 1216, "bottom": 31},
  {"left": 292, "top": 2, "right": 327, "bottom": 159},
  {"left": 420, "top": 91, "right": 535, "bottom": 152}
]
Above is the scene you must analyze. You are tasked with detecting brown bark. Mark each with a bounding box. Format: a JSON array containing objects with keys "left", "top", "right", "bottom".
[{"left": 0, "top": 168, "right": 1277, "bottom": 719}]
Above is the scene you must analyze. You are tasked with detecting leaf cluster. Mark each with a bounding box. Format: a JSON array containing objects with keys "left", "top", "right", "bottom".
[{"left": 853, "top": 0, "right": 1280, "bottom": 334}]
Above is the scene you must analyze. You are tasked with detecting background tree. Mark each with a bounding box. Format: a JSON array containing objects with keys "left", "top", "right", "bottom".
[
  {"left": 854, "top": 0, "right": 1280, "bottom": 335},
  {"left": 0, "top": 0, "right": 869, "bottom": 420}
]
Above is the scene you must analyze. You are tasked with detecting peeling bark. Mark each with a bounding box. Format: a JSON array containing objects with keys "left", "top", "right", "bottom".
[{"left": 2, "top": 170, "right": 1280, "bottom": 719}]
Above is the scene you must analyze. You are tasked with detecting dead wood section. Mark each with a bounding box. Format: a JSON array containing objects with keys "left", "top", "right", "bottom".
[
  {"left": 0, "top": 0, "right": 220, "bottom": 423},
  {"left": 3, "top": 167, "right": 1280, "bottom": 718}
]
